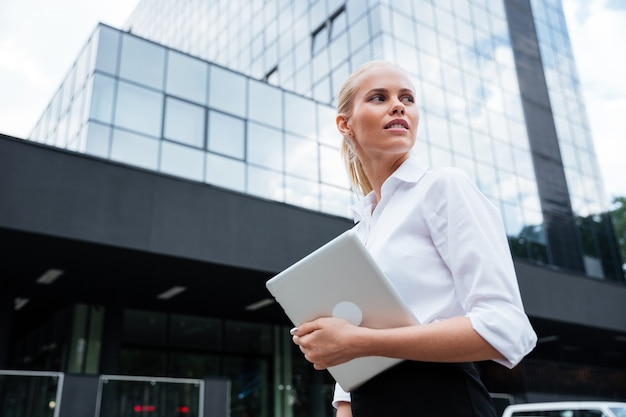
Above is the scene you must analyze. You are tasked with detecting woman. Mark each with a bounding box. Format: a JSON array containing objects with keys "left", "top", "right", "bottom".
[{"left": 291, "top": 61, "right": 537, "bottom": 416}]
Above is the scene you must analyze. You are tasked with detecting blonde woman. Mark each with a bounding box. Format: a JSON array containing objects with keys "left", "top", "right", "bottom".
[{"left": 291, "top": 61, "right": 536, "bottom": 416}]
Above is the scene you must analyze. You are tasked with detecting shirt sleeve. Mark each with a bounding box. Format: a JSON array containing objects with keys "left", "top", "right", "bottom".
[
  {"left": 425, "top": 168, "right": 537, "bottom": 368},
  {"left": 332, "top": 382, "right": 351, "bottom": 408}
]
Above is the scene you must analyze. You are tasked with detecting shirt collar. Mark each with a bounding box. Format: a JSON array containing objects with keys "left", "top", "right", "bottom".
[{"left": 350, "top": 153, "right": 428, "bottom": 223}]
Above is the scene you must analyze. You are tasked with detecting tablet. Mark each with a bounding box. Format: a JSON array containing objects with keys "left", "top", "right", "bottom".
[{"left": 265, "top": 229, "right": 419, "bottom": 391}]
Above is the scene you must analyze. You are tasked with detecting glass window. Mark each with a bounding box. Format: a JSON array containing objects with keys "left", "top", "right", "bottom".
[
  {"left": 205, "top": 153, "right": 245, "bottom": 192},
  {"left": 312, "top": 49, "right": 330, "bottom": 83},
  {"left": 73, "top": 44, "right": 91, "bottom": 97},
  {"left": 285, "top": 134, "right": 318, "bottom": 180},
  {"left": 169, "top": 314, "right": 222, "bottom": 350},
  {"left": 122, "top": 309, "right": 167, "bottom": 346},
  {"left": 321, "top": 184, "right": 353, "bottom": 218},
  {"left": 498, "top": 172, "right": 520, "bottom": 205},
  {"left": 68, "top": 88, "right": 85, "bottom": 140},
  {"left": 208, "top": 65, "right": 247, "bottom": 118},
  {"left": 208, "top": 111, "right": 245, "bottom": 159},
  {"left": 284, "top": 92, "right": 316, "bottom": 137},
  {"left": 166, "top": 50, "right": 209, "bottom": 105},
  {"left": 425, "top": 113, "right": 450, "bottom": 147},
  {"left": 391, "top": 11, "right": 416, "bottom": 44},
  {"left": 247, "top": 165, "right": 284, "bottom": 201},
  {"left": 312, "top": 25, "right": 329, "bottom": 55},
  {"left": 416, "top": 25, "right": 439, "bottom": 56},
  {"left": 329, "top": 31, "right": 348, "bottom": 70},
  {"left": 247, "top": 122, "right": 283, "bottom": 170},
  {"left": 110, "top": 128, "right": 159, "bottom": 170},
  {"left": 313, "top": 77, "right": 331, "bottom": 103},
  {"left": 472, "top": 131, "right": 495, "bottom": 164},
  {"left": 285, "top": 175, "right": 320, "bottom": 210},
  {"left": 476, "top": 162, "right": 499, "bottom": 201},
  {"left": 320, "top": 145, "right": 349, "bottom": 187},
  {"left": 449, "top": 123, "right": 473, "bottom": 157},
  {"left": 492, "top": 140, "right": 515, "bottom": 173},
  {"left": 84, "top": 122, "right": 111, "bottom": 158},
  {"left": 119, "top": 34, "right": 166, "bottom": 90},
  {"left": 94, "top": 25, "right": 120, "bottom": 75},
  {"left": 160, "top": 141, "right": 204, "bottom": 182},
  {"left": 248, "top": 79, "right": 282, "bottom": 128},
  {"left": 430, "top": 144, "right": 453, "bottom": 168},
  {"left": 330, "top": 9, "right": 347, "bottom": 39},
  {"left": 348, "top": 16, "right": 369, "bottom": 54},
  {"left": 318, "top": 104, "right": 341, "bottom": 146},
  {"left": 115, "top": 81, "right": 163, "bottom": 137},
  {"left": 164, "top": 97, "right": 205, "bottom": 148},
  {"left": 501, "top": 202, "right": 525, "bottom": 238}
]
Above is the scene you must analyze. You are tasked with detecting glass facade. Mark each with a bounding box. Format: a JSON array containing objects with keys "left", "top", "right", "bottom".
[
  {"left": 29, "top": 0, "right": 623, "bottom": 280},
  {"left": 30, "top": 25, "right": 354, "bottom": 219},
  {"left": 529, "top": 0, "right": 619, "bottom": 278}
]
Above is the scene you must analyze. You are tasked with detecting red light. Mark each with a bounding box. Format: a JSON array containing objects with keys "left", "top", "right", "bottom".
[
  {"left": 133, "top": 405, "right": 155, "bottom": 412},
  {"left": 176, "top": 405, "right": 189, "bottom": 413}
]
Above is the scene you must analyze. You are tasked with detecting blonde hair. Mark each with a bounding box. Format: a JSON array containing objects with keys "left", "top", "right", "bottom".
[{"left": 336, "top": 60, "right": 408, "bottom": 196}]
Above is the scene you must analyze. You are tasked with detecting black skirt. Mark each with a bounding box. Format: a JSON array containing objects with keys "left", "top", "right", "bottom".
[{"left": 349, "top": 361, "right": 497, "bottom": 417}]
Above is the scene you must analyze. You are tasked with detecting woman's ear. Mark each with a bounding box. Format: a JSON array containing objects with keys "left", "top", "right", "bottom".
[{"left": 336, "top": 114, "right": 351, "bottom": 137}]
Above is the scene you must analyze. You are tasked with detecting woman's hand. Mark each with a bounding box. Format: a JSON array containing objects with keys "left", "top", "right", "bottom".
[{"left": 291, "top": 317, "right": 361, "bottom": 369}]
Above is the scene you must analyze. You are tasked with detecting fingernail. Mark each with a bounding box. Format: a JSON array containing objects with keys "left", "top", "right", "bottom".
[{"left": 289, "top": 327, "right": 298, "bottom": 335}]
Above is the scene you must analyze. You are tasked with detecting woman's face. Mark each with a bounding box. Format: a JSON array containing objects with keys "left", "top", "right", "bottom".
[{"left": 339, "top": 64, "right": 419, "bottom": 162}]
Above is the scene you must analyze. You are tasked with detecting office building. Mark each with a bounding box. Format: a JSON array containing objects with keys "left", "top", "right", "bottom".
[{"left": 1, "top": 0, "right": 625, "bottom": 415}]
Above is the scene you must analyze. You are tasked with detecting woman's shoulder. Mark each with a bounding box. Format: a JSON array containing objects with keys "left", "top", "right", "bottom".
[{"left": 422, "top": 166, "right": 474, "bottom": 188}]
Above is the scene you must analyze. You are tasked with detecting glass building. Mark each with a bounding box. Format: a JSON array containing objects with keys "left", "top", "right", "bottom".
[{"left": 1, "top": 0, "right": 625, "bottom": 416}]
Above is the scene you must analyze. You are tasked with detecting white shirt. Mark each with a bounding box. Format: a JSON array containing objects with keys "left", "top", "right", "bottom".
[{"left": 332, "top": 154, "right": 537, "bottom": 406}]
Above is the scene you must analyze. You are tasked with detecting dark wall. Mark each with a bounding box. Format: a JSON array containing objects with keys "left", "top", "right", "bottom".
[
  {"left": 0, "top": 134, "right": 352, "bottom": 273},
  {"left": 2, "top": 134, "right": 626, "bottom": 334},
  {"left": 515, "top": 260, "right": 626, "bottom": 333}
]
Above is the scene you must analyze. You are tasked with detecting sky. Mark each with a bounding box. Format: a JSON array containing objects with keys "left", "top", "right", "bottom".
[{"left": 0, "top": 0, "right": 624, "bottom": 202}]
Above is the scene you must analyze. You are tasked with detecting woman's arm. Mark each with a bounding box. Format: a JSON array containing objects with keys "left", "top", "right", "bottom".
[
  {"left": 336, "top": 401, "right": 352, "bottom": 417},
  {"left": 292, "top": 315, "right": 503, "bottom": 370}
]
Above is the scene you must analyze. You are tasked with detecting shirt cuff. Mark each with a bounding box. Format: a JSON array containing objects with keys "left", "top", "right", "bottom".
[{"left": 332, "top": 382, "right": 351, "bottom": 408}]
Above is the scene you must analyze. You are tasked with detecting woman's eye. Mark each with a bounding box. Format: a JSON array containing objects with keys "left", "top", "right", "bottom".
[
  {"left": 401, "top": 95, "right": 415, "bottom": 103},
  {"left": 370, "top": 95, "right": 385, "bottom": 102}
]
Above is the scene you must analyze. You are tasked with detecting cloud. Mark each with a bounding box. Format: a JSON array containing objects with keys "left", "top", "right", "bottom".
[
  {"left": 563, "top": 0, "right": 626, "bottom": 200},
  {"left": 0, "top": 0, "right": 139, "bottom": 137}
]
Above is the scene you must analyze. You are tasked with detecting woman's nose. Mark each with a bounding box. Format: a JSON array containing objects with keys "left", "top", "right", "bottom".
[{"left": 391, "top": 104, "right": 405, "bottom": 115}]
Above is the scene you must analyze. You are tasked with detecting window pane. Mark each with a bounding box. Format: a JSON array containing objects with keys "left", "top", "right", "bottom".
[
  {"left": 284, "top": 92, "right": 316, "bottom": 137},
  {"left": 318, "top": 104, "right": 341, "bottom": 146},
  {"left": 208, "top": 111, "right": 245, "bottom": 159},
  {"left": 209, "top": 65, "right": 247, "bottom": 117},
  {"left": 248, "top": 79, "right": 282, "bottom": 128},
  {"left": 320, "top": 145, "right": 349, "bottom": 187},
  {"left": 110, "top": 128, "right": 159, "bottom": 170},
  {"left": 164, "top": 97, "right": 205, "bottom": 148},
  {"left": 166, "top": 50, "right": 208, "bottom": 104},
  {"left": 84, "top": 122, "right": 111, "bottom": 158},
  {"left": 321, "top": 184, "right": 353, "bottom": 218},
  {"left": 123, "top": 309, "right": 166, "bottom": 345},
  {"left": 247, "top": 122, "right": 283, "bottom": 170},
  {"left": 285, "top": 134, "right": 318, "bottom": 180},
  {"left": 331, "top": 10, "right": 347, "bottom": 39},
  {"left": 285, "top": 175, "right": 320, "bottom": 210},
  {"left": 115, "top": 81, "right": 163, "bottom": 137},
  {"left": 160, "top": 141, "right": 204, "bottom": 181},
  {"left": 247, "top": 165, "right": 284, "bottom": 201},
  {"left": 205, "top": 153, "right": 245, "bottom": 192},
  {"left": 90, "top": 74, "right": 115, "bottom": 123},
  {"left": 312, "top": 25, "right": 329, "bottom": 55},
  {"left": 94, "top": 25, "right": 120, "bottom": 75},
  {"left": 169, "top": 314, "right": 222, "bottom": 350},
  {"left": 119, "top": 34, "right": 166, "bottom": 89}
]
